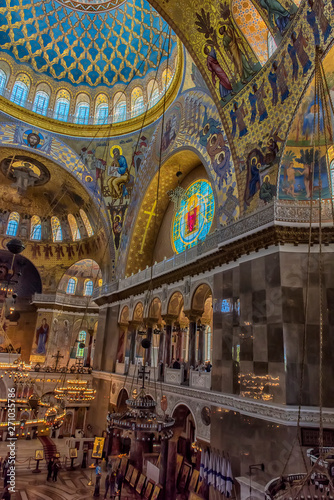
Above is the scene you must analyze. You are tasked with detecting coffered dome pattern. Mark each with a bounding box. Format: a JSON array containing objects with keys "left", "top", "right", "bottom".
[{"left": 0, "top": 0, "right": 177, "bottom": 87}]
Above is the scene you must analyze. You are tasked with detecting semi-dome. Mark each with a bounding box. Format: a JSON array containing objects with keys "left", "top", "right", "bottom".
[{"left": 0, "top": 0, "right": 177, "bottom": 88}]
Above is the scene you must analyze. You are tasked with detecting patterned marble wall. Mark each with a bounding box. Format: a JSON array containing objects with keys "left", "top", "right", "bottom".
[{"left": 212, "top": 248, "right": 334, "bottom": 407}]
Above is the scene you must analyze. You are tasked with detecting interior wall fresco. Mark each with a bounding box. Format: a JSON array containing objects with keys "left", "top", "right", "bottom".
[
  {"left": 149, "top": 0, "right": 334, "bottom": 214},
  {"left": 0, "top": 122, "right": 109, "bottom": 228},
  {"left": 277, "top": 43, "right": 334, "bottom": 201},
  {"left": 116, "top": 87, "right": 240, "bottom": 276}
]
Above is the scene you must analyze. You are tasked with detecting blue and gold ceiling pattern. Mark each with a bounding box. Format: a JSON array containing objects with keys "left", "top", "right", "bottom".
[{"left": 0, "top": 0, "right": 177, "bottom": 87}]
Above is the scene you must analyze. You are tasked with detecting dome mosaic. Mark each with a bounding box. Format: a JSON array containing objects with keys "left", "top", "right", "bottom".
[{"left": 0, "top": 0, "right": 177, "bottom": 87}]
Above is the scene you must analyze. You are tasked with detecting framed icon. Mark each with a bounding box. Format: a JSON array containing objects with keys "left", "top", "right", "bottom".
[
  {"left": 144, "top": 480, "right": 155, "bottom": 499},
  {"left": 91, "top": 437, "right": 105, "bottom": 459},
  {"left": 125, "top": 463, "right": 134, "bottom": 482},
  {"left": 35, "top": 449, "right": 44, "bottom": 460},
  {"left": 176, "top": 454, "right": 183, "bottom": 478},
  {"left": 151, "top": 484, "right": 162, "bottom": 500},
  {"left": 69, "top": 448, "right": 78, "bottom": 458},
  {"left": 189, "top": 469, "right": 199, "bottom": 492},
  {"left": 130, "top": 468, "right": 139, "bottom": 488},
  {"left": 178, "top": 463, "right": 191, "bottom": 490},
  {"left": 120, "top": 457, "right": 128, "bottom": 476},
  {"left": 136, "top": 473, "right": 146, "bottom": 494}
]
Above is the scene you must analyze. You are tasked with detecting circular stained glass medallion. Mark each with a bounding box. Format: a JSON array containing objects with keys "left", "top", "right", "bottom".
[{"left": 172, "top": 179, "right": 214, "bottom": 255}]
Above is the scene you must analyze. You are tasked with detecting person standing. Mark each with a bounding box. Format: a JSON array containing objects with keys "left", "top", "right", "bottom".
[
  {"left": 1, "top": 485, "right": 10, "bottom": 500},
  {"left": 104, "top": 474, "right": 110, "bottom": 499},
  {"left": 94, "top": 463, "right": 102, "bottom": 497},
  {"left": 52, "top": 458, "right": 61, "bottom": 482},
  {"left": 47, "top": 458, "right": 54, "bottom": 481}
]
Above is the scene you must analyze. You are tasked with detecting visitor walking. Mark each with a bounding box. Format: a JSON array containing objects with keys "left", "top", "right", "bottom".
[
  {"left": 1, "top": 485, "right": 10, "bottom": 500},
  {"left": 104, "top": 474, "right": 110, "bottom": 499},
  {"left": 94, "top": 463, "right": 102, "bottom": 497},
  {"left": 52, "top": 458, "right": 61, "bottom": 482},
  {"left": 47, "top": 458, "right": 54, "bottom": 481}
]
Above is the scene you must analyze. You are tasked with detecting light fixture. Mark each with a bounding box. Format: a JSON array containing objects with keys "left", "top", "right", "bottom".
[{"left": 168, "top": 171, "right": 187, "bottom": 212}]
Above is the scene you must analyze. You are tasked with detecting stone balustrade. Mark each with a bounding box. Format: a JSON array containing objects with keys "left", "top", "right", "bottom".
[
  {"left": 165, "top": 366, "right": 184, "bottom": 385},
  {"left": 189, "top": 369, "right": 211, "bottom": 390}
]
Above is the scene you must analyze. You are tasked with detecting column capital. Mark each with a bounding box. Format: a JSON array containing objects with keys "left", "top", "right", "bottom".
[
  {"left": 161, "top": 314, "right": 177, "bottom": 326},
  {"left": 183, "top": 310, "right": 202, "bottom": 322}
]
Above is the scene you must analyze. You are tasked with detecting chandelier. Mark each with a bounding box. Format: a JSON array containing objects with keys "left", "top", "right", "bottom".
[
  {"left": 168, "top": 171, "right": 187, "bottom": 212},
  {"left": 54, "top": 379, "right": 96, "bottom": 403},
  {"left": 107, "top": 365, "right": 174, "bottom": 442}
]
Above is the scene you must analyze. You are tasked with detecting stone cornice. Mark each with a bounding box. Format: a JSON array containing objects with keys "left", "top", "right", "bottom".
[{"left": 93, "top": 370, "right": 334, "bottom": 428}]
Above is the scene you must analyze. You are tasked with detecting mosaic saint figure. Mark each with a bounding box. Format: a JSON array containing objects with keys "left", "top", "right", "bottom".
[
  {"left": 259, "top": 175, "right": 276, "bottom": 203},
  {"left": 307, "top": 0, "right": 331, "bottom": 42},
  {"left": 204, "top": 45, "right": 233, "bottom": 100},
  {"left": 244, "top": 156, "right": 261, "bottom": 205},
  {"left": 306, "top": 7, "right": 320, "bottom": 46},
  {"left": 248, "top": 82, "right": 268, "bottom": 124},
  {"left": 268, "top": 58, "right": 289, "bottom": 105},
  {"left": 255, "top": 0, "right": 292, "bottom": 33},
  {"left": 230, "top": 101, "right": 248, "bottom": 138},
  {"left": 108, "top": 148, "right": 129, "bottom": 199},
  {"left": 290, "top": 31, "right": 311, "bottom": 76},
  {"left": 219, "top": 24, "right": 255, "bottom": 84},
  {"left": 287, "top": 42, "right": 299, "bottom": 81},
  {"left": 35, "top": 318, "right": 49, "bottom": 355}
]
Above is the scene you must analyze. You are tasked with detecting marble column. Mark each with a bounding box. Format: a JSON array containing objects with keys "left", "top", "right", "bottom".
[
  {"left": 129, "top": 329, "right": 136, "bottom": 364},
  {"left": 198, "top": 325, "right": 205, "bottom": 364},
  {"left": 188, "top": 320, "right": 197, "bottom": 368},
  {"left": 144, "top": 326, "right": 153, "bottom": 366},
  {"left": 164, "top": 323, "right": 172, "bottom": 367},
  {"left": 159, "top": 439, "right": 168, "bottom": 500}
]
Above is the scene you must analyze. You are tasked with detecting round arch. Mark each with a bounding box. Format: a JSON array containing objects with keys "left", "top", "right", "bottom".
[
  {"left": 191, "top": 283, "right": 213, "bottom": 313},
  {"left": 167, "top": 291, "right": 184, "bottom": 317},
  {"left": 148, "top": 297, "right": 161, "bottom": 320},
  {"left": 116, "top": 388, "right": 129, "bottom": 412},
  {"left": 132, "top": 301, "right": 144, "bottom": 323},
  {"left": 119, "top": 305, "right": 130, "bottom": 325},
  {"left": 171, "top": 402, "right": 197, "bottom": 440}
]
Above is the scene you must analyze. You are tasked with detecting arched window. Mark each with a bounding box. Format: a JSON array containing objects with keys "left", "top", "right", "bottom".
[
  {"left": 68, "top": 214, "right": 81, "bottom": 241},
  {"left": 66, "top": 277, "right": 77, "bottom": 294},
  {"left": 75, "top": 102, "right": 90, "bottom": 124},
  {"left": 0, "top": 69, "right": 7, "bottom": 95},
  {"left": 150, "top": 88, "right": 159, "bottom": 108},
  {"left": 51, "top": 216, "right": 63, "bottom": 242},
  {"left": 113, "top": 92, "right": 126, "bottom": 123},
  {"left": 79, "top": 209, "right": 93, "bottom": 237},
  {"left": 6, "top": 212, "right": 20, "bottom": 236},
  {"left": 76, "top": 330, "right": 86, "bottom": 357},
  {"left": 84, "top": 279, "right": 93, "bottom": 296},
  {"left": 54, "top": 92, "right": 70, "bottom": 121},
  {"left": 232, "top": 0, "right": 269, "bottom": 65},
  {"left": 95, "top": 104, "right": 108, "bottom": 124},
  {"left": 267, "top": 32, "right": 277, "bottom": 58},
  {"left": 161, "top": 68, "right": 173, "bottom": 90},
  {"left": 131, "top": 88, "right": 144, "bottom": 118},
  {"left": 30, "top": 215, "right": 42, "bottom": 240},
  {"left": 33, "top": 91, "right": 49, "bottom": 116},
  {"left": 10, "top": 81, "right": 29, "bottom": 106}
]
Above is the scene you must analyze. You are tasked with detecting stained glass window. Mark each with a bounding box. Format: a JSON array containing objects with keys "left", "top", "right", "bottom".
[
  {"left": 132, "top": 88, "right": 144, "bottom": 117},
  {"left": 33, "top": 91, "right": 49, "bottom": 116},
  {"left": 76, "top": 330, "right": 86, "bottom": 358},
  {"left": 66, "top": 277, "right": 77, "bottom": 294},
  {"left": 6, "top": 212, "right": 20, "bottom": 236},
  {"left": 95, "top": 104, "right": 108, "bottom": 124},
  {"left": 113, "top": 92, "right": 126, "bottom": 123},
  {"left": 232, "top": 0, "right": 269, "bottom": 65},
  {"left": 68, "top": 214, "right": 81, "bottom": 241},
  {"left": 84, "top": 279, "right": 93, "bottom": 296},
  {"left": 76, "top": 102, "right": 90, "bottom": 124},
  {"left": 149, "top": 88, "right": 160, "bottom": 108},
  {"left": 172, "top": 180, "right": 215, "bottom": 254},
  {"left": 30, "top": 215, "right": 42, "bottom": 240},
  {"left": 10, "top": 81, "right": 29, "bottom": 106},
  {"left": 51, "top": 216, "right": 63, "bottom": 242},
  {"left": 0, "top": 69, "right": 7, "bottom": 95},
  {"left": 79, "top": 209, "right": 93, "bottom": 237},
  {"left": 54, "top": 98, "right": 70, "bottom": 121}
]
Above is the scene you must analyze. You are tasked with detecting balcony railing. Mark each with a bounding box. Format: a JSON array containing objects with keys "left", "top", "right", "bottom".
[
  {"left": 31, "top": 292, "right": 98, "bottom": 308},
  {"left": 93, "top": 199, "right": 334, "bottom": 300}
]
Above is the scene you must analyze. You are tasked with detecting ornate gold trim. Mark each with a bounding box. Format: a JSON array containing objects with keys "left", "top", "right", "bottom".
[{"left": 0, "top": 40, "right": 183, "bottom": 138}]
